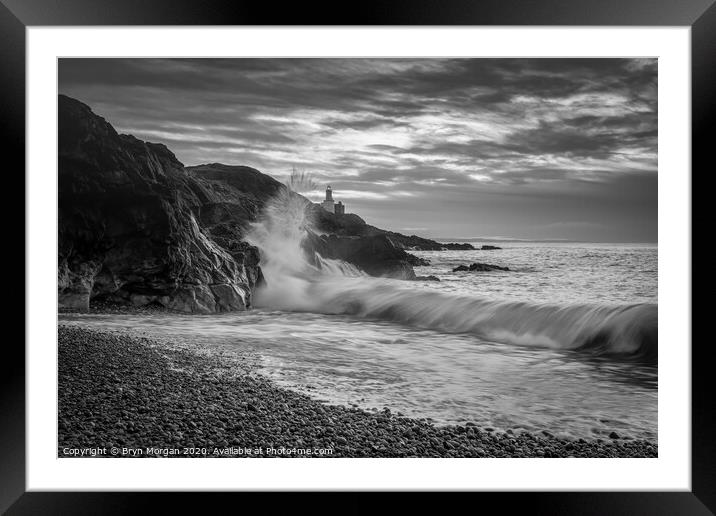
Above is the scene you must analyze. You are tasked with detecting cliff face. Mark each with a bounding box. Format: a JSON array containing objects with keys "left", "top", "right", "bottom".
[
  {"left": 58, "top": 95, "right": 433, "bottom": 312},
  {"left": 58, "top": 95, "right": 260, "bottom": 313}
]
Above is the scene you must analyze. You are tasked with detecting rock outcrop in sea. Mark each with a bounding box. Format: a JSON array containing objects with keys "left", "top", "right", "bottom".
[
  {"left": 306, "top": 233, "right": 418, "bottom": 279},
  {"left": 442, "top": 242, "right": 475, "bottom": 250},
  {"left": 452, "top": 263, "right": 510, "bottom": 272},
  {"left": 414, "top": 275, "right": 440, "bottom": 282}
]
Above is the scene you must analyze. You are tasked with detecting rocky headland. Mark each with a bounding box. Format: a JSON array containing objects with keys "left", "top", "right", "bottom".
[{"left": 58, "top": 95, "right": 451, "bottom": 313}]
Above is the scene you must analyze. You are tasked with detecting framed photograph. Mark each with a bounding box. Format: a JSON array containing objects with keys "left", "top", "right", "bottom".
[{"left": 5, "top": 0, "right": 711, "bottom": 512}]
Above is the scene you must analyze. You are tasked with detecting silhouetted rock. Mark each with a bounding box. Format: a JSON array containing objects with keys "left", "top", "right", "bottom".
[
  {"left": 480, "top": 245, "right": 502, "bottom": 250},
  {"left": 388, "top": 234, "right": 444, "bottom": 251},
  {"left": 311, "top": 213, "right": 446, "bottom": 252},
  {"left": 310, "top": 205, "right": 370, "bottom": 236},
  {"left": 452, "top": 263, "right": 510, "bottom": 272},
  {"left": 414, "top": 275, "right": 440, "bottom": 282},
  {"left": 442, "top": 243, "right": 476, "bottom": 250},
  {"left": 308, "top": 232, "right": 416, "bottom": 280}
]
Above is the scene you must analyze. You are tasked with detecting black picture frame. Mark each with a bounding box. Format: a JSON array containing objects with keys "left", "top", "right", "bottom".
[{"left": 3, "top": 0, "right": 711, "bottom": 513}]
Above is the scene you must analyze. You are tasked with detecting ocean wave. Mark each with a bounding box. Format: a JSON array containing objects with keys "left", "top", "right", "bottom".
[
  {"left": 245, "top": 175, "right": 657, "bottom": 365},
  {"left": 300, "top": 279, "right": 656, "bottom": 363}
]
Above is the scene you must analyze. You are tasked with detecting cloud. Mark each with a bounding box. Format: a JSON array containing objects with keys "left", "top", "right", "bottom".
[{"left": 58, "top": 57, "right": 657, "bottom": 242}]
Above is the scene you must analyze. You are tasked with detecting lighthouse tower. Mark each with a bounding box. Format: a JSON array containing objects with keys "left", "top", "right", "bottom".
[{"left": 321, "top": 185, "right": 335, "bottom": 212}]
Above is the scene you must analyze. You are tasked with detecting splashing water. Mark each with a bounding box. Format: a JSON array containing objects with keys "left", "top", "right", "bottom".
[
  {"left": 243, "top": 174, "right": 657, "bottom": 363},
  {"left": 244, "top": 171, "right": 363, "bottom": 310},
  {"left": 62, "top": 176, "right": 658, "bottom": 439}
]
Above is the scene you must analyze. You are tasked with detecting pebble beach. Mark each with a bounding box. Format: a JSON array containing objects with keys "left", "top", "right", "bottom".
[{"left": 58, "top": 324, "right": 657, "bottom": 458}]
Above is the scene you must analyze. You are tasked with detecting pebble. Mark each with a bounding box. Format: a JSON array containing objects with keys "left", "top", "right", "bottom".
[{"left": 57, "top": 325, "right": 658, "bottom": 459}]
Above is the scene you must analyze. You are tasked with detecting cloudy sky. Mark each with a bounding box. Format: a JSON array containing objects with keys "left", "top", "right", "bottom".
[{"left": 59, "top": 58, "right": 657, "bottom": 242}]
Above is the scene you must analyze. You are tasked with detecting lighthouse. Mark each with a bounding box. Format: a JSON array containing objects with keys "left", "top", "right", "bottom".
[
  {"left": 320, "top": 185, "right": 346, "bottom": 214},
  {"left": 321, "top": 185, "right": 335, "bottom": 212}
]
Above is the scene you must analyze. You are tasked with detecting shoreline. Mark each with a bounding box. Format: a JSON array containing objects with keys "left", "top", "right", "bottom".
[{"left": 58, "top": 324, "right": 657, "bottom": 458}]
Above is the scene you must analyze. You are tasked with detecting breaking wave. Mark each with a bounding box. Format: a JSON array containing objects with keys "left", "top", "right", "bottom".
[{"left": 245, "top": 173, "right": 657, "bottom": 364}]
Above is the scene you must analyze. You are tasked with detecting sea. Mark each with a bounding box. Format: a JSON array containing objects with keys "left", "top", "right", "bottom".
[{"left": 60, "top": 188, "right": 658, "bottom": 442}]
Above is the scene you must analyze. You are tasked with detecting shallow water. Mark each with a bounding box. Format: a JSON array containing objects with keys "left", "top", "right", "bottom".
[
  {"left": 61, "top": 246, "right": 658, "bottom": 444},
  {"left": 61, "top": 189, "right": 658, "bottom": 444}
]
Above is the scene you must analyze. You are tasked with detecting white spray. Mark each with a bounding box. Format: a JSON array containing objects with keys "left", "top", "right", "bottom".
[
  {"left": 244, "top": 171, "right": 363, "bottom": 311},
  {"left": 244, "top": 172, "right": 657, "bottom": 363}
]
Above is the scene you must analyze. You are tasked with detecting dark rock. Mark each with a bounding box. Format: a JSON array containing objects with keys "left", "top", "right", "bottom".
[
  {"left": 306, "top": 232, "right": 417, "bottom": 280},
  {"left": 609, "top": 432, "right": 620, "bottom": 439},
  {"left": 441, "top": 242, "right": 475, "bottom": 250},
  {"left": 308, "top": 215, "right": 449, "bottom": 252},
  {"left": 58, "top": 95, "right": 262, "bottom": 313},
  {"left": 383, "top": 234, "right": 444, "bottom": 251},
  {"left": 452, "top": 263, "right": 510, "bottom": 273},
  {"left": 406, "top": 254, "right": 431, "bottom": 266},
  {"left": 414, "top": 275, "right": 440, "bottom": 282},
  {"left": 480, "top": 245, "right": 502, "bottom": 250}
]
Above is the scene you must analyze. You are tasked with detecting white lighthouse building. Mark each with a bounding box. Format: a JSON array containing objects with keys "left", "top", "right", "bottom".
[
  {"left": 321, "top": 185, "right": 335, "bottom": 212},
  {"left": 321, "top": 185, "right": 346, "bottom": 215}
]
